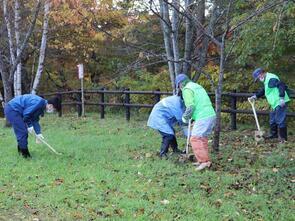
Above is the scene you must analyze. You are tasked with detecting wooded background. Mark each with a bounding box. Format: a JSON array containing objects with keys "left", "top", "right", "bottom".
[{"left": 0, "top": 0, "right": 294, "bottom": 148}]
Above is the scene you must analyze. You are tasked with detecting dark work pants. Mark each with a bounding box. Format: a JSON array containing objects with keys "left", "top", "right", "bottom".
[
  {"left": 158, "top": 131, "right": 178, "bottom": 155},
  {"left": 4, "top": 104, "right": 28, "bottom": 149},
  {"left": 270, "top": 105, "right": 287, "bottom": 128}
]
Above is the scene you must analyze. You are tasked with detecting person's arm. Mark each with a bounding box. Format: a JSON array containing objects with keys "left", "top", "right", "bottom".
[
  {"left": 182, "top": 89, "right": 195, "bottom": 121},
  {"left": 268, "top": 78, "right": 286, "bottom": 97},
  {"left": 32, "top": 121, "right": 41, "bottom": 134},
  {"left": 255, "top": 88, "right": 265, "bottom": 99}
]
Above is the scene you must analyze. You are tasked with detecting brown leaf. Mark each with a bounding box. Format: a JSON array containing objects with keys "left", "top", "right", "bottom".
[
  {"left": 54, "top": 178, "right": 64, "bottom": 185},
  {"left": 214, "top": 199, "right": 222, "bottom": 207},
  {"left": 272, "top": 168, "right": 279, "bottom": 173}
]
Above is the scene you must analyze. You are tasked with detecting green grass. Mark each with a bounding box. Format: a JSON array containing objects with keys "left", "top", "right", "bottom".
[{"left": 0, "top": 114, "right": 294, "bottom": 221}]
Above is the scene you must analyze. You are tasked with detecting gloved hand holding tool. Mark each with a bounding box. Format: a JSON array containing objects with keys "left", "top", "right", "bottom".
[
  {"left": 29, "top": 132, "right": 62, "bottom": 155},
  {"left": 28, "top": 126, "right": 34, "bottom": 134}
]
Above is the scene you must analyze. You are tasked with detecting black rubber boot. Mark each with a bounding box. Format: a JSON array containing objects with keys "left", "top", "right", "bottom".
[
  {"left": 170, "top": 136, "right": 182, "bottom": 154},
  {"left": 265, "top": 123, "right": 278, "bottom": 139},
  {"left": 20, "top": 148, "right": 31, "bottom": 158},
  {"left": 17, "top": 145, "right": 21, "bottom": 154},
  {"left": 279, "top": 127, "right": 287, "bottom": 142},
  {"left": 159, "top": 139, "right": 169, "bottom": 158}
]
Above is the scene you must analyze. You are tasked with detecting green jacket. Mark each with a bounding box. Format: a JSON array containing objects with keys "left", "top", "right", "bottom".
[
  {"left": 182, "top": 81, "right": 216, "bottom": 121},
  {"left": 264, "top": 73, "right": 290, "bottom": 109}
]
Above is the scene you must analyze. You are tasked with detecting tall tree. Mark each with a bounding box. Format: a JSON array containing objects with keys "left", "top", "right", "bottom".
[
  {"left": 1, "top": 0, "right": 41, "bottom": 103},
  {"left": 31, "top": 0, "right": 51, "bottom": 94}
]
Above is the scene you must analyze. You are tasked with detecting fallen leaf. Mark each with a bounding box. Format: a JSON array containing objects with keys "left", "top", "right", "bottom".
[
  {"left": 160, "top": 199, "right": 169, "bottom": 205},
  {"left": 145, "top": 153, "right": 152, "bottom": 158},
  {"left": 214, "top": 199, "right": 222, "bottom": 207},
  {"left": 272, "top": 168, "right": 279, "bottom": 173},
  {"left": 54, "top": 178, "right": 64, "bottom": 185}
]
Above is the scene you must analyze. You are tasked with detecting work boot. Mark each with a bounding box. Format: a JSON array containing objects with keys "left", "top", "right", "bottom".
[
  {"left": 17, "top": 145, "right": 21, "bottom": 154},
  {"left": 170, "top": 136, "right": 182, "bottom": 154},
  {"left": 20, "top": 148, "right": 31, "bottom": 158},
  {"left": 195, "top": 161, "right": 211, "bottom": 171},
  {"left": 279, "top": 127, "right": 287, "bottom": 143},
  {"left": 172, "top": 147, "right": 182, "bottom": 154},
  {"left": 159, "top": 145, "right": 169, "bottom": 158},
  {"left": 159, "top": 136, "right": 170, "bottom": 158},
  {"left": 265, "top": 124, "right": 278, "bottom": 139}
]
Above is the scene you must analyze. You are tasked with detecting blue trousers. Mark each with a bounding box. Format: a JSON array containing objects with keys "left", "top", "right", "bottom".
[
  {"left": 4, "top": 104, "right": 28, "bottom": 149},
  {"left": 270, "top": 105, "right": 287, "bottom": 128},
  {"left": 158, "top": 131, "right": 178, "bottom": 155}
]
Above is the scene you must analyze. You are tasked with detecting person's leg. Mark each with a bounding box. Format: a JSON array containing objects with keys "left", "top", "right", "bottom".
[
  {"left": 170, "top": 134, "right": 182, "bottom": 153},
  {"left": 158, "top": 131, "right": 171, "bottom": 157},
  {"left": 266, "top": 110, "right": 278, "bottom": 139},
  {"left": 5, "top": 105, "right": 31, "bottom": 158},
  {"left": 190, "top": 117, "right": 216, "bottom": 170},
  {"left": 276, "top": 105, "right": 287, "bottom": 142}
]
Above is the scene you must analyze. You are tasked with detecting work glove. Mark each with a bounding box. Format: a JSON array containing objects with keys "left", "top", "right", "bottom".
[
  {"left": 248, "top": 95, "right": 257, "bottom": 102},
  {"left": 36, "top": 134, "right": 44, "bottom": 144},
  {"left": 279, "top": 98, "right": 285, "bottom": 107},
  {"left": 28, "top": 127, "right": 34, "bottom": 134},
  {"left": 182, "top": 116, "right": 189, "bottom": 124}
]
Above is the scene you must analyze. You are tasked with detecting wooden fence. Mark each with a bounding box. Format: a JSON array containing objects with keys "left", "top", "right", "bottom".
[{"left": 41, "top": 89, "right": 295, "bottom": 130}]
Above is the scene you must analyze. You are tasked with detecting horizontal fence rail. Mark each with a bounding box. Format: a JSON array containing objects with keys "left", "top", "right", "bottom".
[{"left": 40, "top": 89, "right": 295, "bottom": 130}]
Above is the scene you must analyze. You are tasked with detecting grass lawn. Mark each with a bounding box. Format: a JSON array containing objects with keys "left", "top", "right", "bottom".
[{"left": 0, "top": 114, "right": 294, "bottom": 221}]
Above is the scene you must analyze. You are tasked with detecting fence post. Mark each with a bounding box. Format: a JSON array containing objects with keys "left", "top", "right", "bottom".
[
  {"left": 154, "top": 89, "right": 161, "bottom": 104},
  {"left": 77, "top": 92, "right": 82, "bottom": 117},
  {"left": 57, "top": 93, "right": 62, "bottom": 117},
  {"left": 100, "top": 87, "right": 105, "bottom": 119},
  {"left": 125, "top": 88, "right": 130, "bottom": 121},
  {"left": 230, "top": 90, "right": 237, "bottom": 130}
]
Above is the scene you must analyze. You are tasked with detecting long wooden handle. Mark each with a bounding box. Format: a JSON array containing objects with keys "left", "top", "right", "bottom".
[
  {"left": 248, "top": 98, "right": 261, "bottom": 131},
  {"left": 186, "top": 119, "right": 191, "bottom": 156},
  {"left": 39, "top": 138, "right": 62, "bottom": 155}
]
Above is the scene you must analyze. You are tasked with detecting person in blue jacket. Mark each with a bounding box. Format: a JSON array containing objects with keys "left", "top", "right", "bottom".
[
  {"left": 147, "top": 95, "right": 186, "bottom": 158},
  {"left": 4, "top": 94, "right": 60, "bottom": 158}
]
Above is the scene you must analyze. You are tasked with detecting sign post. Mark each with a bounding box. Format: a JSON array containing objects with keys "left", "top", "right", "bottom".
[{"left": 78, "top": 64, "right": 85, "bottom": 117}]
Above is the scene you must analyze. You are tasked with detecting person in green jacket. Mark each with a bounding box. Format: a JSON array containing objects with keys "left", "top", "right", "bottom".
[
  {"left": 175, "top": 74, "right": 216, "bottom": 171},
  {"left": 249, "top": 68, "right": 290, "bottom": 142}
]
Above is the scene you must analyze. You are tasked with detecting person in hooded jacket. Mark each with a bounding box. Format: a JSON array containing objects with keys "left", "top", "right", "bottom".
[
  {"left": 4, "top": 94, "right": 60, "bottom": 158},
  {"left": 147, "top": 94, "right": 186, "bottom": 158}
]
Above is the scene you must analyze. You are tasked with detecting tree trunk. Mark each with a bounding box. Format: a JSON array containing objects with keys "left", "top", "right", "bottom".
[
  {"left": 213, "top": 35, "right": 226, "bottom": 151},
  {"left": 171, "top": 0, "right": 180, "bottom": 76},
  {"left": 32, "top": 0, "right": 50, "bottom": 94},
  {"left": 3, "top": 0, "right": 16, "bottom": 69},
  {"left": 14, "top": 0, "right": 22, "bottom": 96},
  {"left": 193, "top": 0, "right": 211, "bottom": 82},
  {"left": 8, "top": 1, "right": 42, "bottom": 82},
  {"left": 183, "top": 0, "right": 194, "bottom": 77},
  {"left": 159, "top": 0, "right": 176, "bottom": 93}
]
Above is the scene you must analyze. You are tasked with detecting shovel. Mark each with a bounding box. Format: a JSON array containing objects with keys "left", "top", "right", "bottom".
[
  {"left": 185, "top": 119, "right": 192, "bottom": 157},
  {"left": 248, "top": 98, "right": 265, "bottom": 142}
]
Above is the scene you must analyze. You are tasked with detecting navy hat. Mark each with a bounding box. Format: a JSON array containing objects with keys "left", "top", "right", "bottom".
[
  {"left": 175, "top": 74, "right": 189, "bottom": 88},
  {"left": 252, "top": 68, "right": 263, "bottom": 81}
]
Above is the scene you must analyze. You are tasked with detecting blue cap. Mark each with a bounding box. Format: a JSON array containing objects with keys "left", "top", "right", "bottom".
[
  {"left": 252, "top": 68, "right": 263, "bottom": 81},
  {"left": 175, "top": 74, "right": 189, "bottom": 87}
]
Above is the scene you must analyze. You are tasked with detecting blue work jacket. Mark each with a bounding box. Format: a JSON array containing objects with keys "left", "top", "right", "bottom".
[
  {"left": 8, "top": 94, "right": 47, "bottom": 134},
  {"left": 147, "top": 95, "right": 185, "bottom": 135}
]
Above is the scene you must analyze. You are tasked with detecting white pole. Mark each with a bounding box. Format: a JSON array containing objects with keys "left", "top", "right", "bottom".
[
  {"left": 78, "top": 64, "right": 85, "bottom": 117},
  {"left": 81, "top": 77, "right": 85, "bottom": 117}
]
